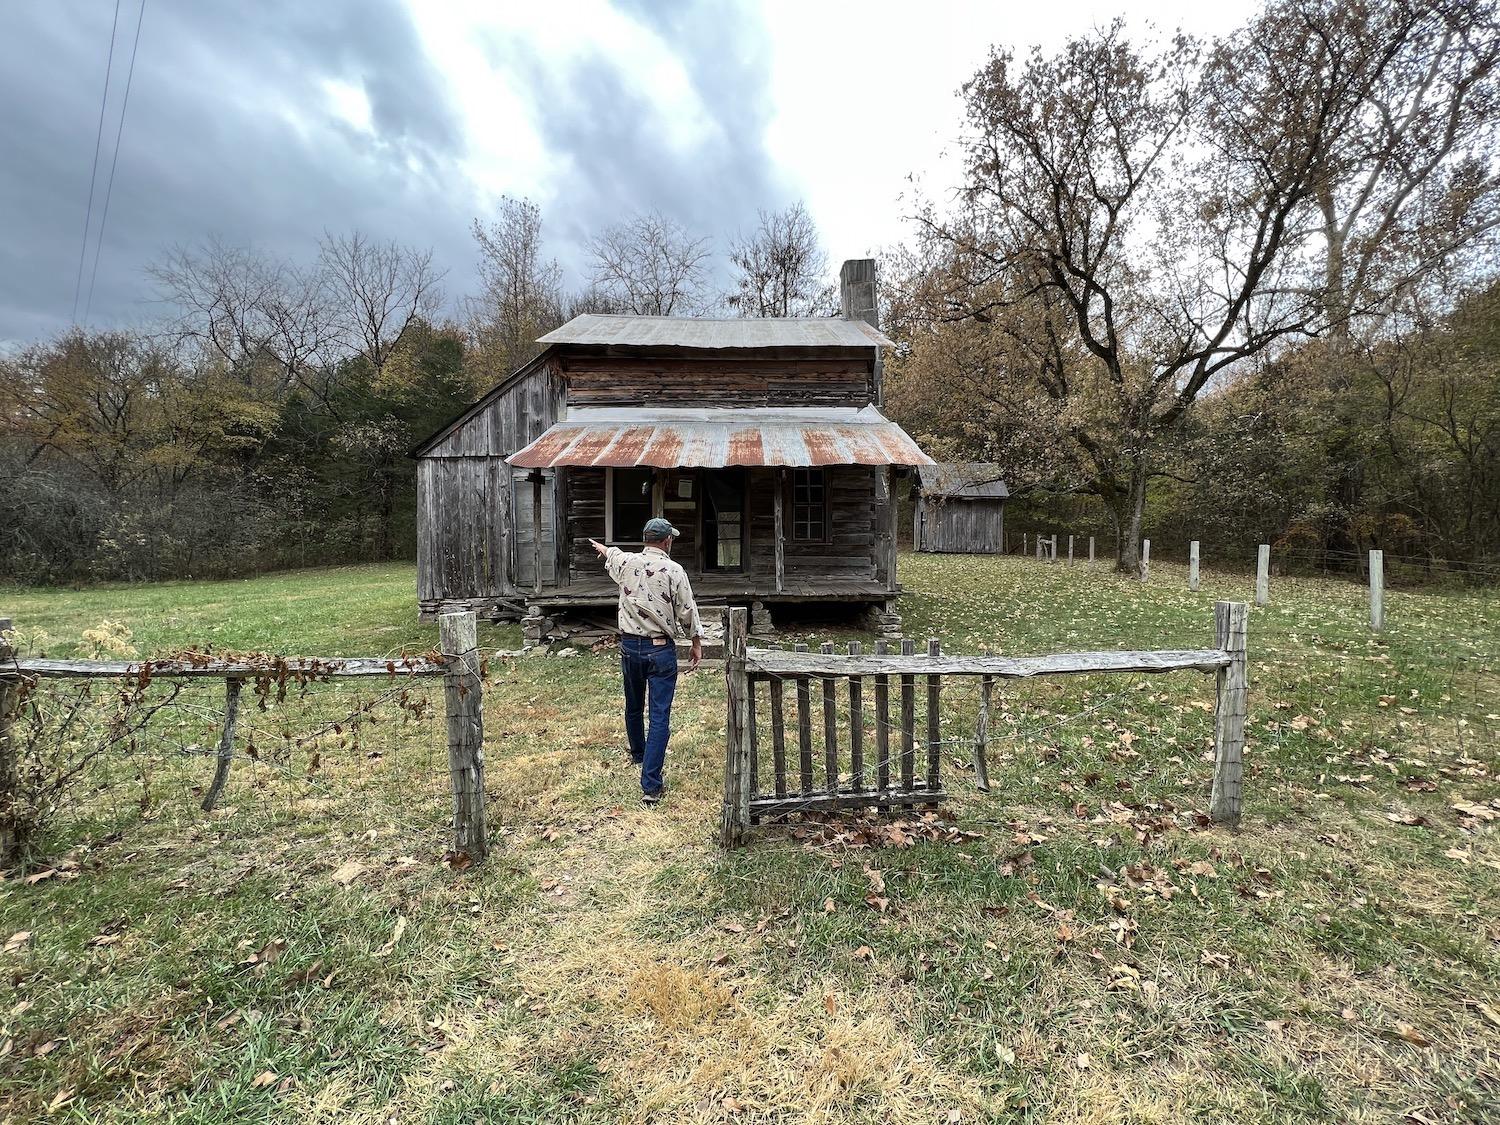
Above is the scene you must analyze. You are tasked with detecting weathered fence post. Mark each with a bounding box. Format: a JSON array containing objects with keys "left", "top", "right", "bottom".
[
  {"left": 1189, "top": 541, "right": 1200, "bottom": 592},
  {"left": 200, "top": 677, "right": 244, "bottom": 812},
  {"left": 972, "top": 674, "right": 993, "bottom": 792},
  {"left": 1022, "top": 532, "right": 1028, "bottom": 556},
  {"left": 1035, "top": 536, "right": 1043, "bottom": 561},
  {"left": 1209, "top": 601, "right": 1249, "bottom": 826},
  {"left": 925, "top": 638, "right": 941, "bottom": 792},
  {"left": 794, "top": 643, "right": 813, "bottom": 793},
  {"left": 1140, "top": 538, "right": 1150, "bottom": 582},
  {"left": 847, "top": 642, "right": 864, "bottom": 790},
  {"left": 874, "top": 640, "right": 891, "bottom": 795},
  {"left": 1255, "top": 544, "right": 1271, "bottom": 606},
  {"left": 820, "top": 642, "right": 838, "bottom": 788},
  {"left": 0, "top": 619, "right": 18, "bottom": 863},
  {"left": 441, "top": 610, "right": 489, "bottom": 860},
  {"left": 1369, "top": 549, "right": 1385, "bottom": 632},
  {"left": 899, "top": 639, "right": 916, "bottom": 791},
  {"left": 1067, "top": 535, "right": 1074, "bottom": 565},
  {"left": 1050, "top": 534, "right": 1058, "bottom": 562},
  {"left": 719, "top": 607, "right": 751, "bottom": 847},
  {"left": 1088, "top": 536, "right": 1095, "bottom": 565}
]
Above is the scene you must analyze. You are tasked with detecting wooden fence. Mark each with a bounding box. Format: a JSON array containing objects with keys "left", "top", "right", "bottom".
[
  {"left": 0, "top": 611, "right": 489, "bottom": 863},
  {"left": 719, "top": 601, "right": 1250, "bottom": 847}
]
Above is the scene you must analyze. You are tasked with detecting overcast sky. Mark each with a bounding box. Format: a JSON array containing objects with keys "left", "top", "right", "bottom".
[{"left": 0, "top": 0, "right": 1255, "bottom": 346}]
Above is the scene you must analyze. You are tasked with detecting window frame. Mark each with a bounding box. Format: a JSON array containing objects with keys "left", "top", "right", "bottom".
[{"left": 787, "top": 467, "right": 830, "bottom": 545}]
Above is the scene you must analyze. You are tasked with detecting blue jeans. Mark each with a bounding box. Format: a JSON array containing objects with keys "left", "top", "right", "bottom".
[{"left": 620, "top": 635, "right": 678, "bottom": 795}]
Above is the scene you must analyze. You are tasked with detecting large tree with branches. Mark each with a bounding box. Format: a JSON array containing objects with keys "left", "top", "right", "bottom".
[{"left": 901, "top": 1, "right": 1499, "bottom": 573}]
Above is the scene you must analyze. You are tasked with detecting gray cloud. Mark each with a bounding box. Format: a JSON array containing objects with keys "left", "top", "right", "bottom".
[{"left": 0, "top": 0, "right": 799, "bottom": 345}]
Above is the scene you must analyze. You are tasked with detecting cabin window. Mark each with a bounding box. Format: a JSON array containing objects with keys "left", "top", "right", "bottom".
[
  {"left": 608, "top": 467, "right": 654, "bottom": 543},
  {"left": 790, "top": 468, "right": 827, "bottom": 542}
]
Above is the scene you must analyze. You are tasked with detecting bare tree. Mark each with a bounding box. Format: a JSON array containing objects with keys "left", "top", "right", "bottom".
[
  {"left": 318, "top": 230, "right": 444, "bottom": 383},
  {"left": 149, "top": 238, "right": 335, "bottom": 392},
  {"left": 466, "top": 197, "right": 564, "bottom": 379},
  {"left": 1292, "top": 0, "right": 1500, "bottom": 339},
  {"left": 586, "top": 211, "right": 712, "bottom": 315},
  {"left": 726, "top": 202, "right": 835, "bottom": 316}
]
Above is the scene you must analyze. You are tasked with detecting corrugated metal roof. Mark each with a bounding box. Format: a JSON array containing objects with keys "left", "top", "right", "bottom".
[
  {"left": 915, "top": 463, "right": 1009, "bottom": 499},
  {"left": 537, "top": 313, "right": 894, "bottom": 350},
  {"left": 507, "top": 406, "right": 933, "bottom": 469}
]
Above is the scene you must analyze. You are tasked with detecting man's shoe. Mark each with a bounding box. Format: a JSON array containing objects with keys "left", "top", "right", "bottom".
[{"left": 641, "top": 789, "right": 665, "bottom": 807}]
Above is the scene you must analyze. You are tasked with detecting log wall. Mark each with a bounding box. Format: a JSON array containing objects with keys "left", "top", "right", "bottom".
[{"left": 559, "top": 349, "right": 874, "bottom": 408}]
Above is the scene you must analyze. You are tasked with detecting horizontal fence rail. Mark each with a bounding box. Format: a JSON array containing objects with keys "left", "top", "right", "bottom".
[
  {"left": 719, "top": 601, "right": 1251, "bottom": 847},
  {"left": 1, "top": 612, "right": 487, "bottom": 862},
  {"left": 746, "top": 649, "right": 1232, "bottom": 679},
  {"left": 11, "top": 656, "right": 447, "bottom": 679}
]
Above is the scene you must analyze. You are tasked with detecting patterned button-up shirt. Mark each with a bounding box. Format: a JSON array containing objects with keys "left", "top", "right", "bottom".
[{"left": 604, "top": 545, "right": 705, "bottom": 640}]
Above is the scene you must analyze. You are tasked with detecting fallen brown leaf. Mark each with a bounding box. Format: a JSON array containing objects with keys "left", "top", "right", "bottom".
[
  {"left": 1394, "top": 1022, "right": 1430, "bottom": 1046},
  {"left": 375, "top": 916, "right": 407, "bottom": 957}
]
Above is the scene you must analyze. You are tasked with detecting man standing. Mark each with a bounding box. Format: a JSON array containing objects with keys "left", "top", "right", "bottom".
[{"left": 590, "top": 517, "right": 703, "bottom": 805}]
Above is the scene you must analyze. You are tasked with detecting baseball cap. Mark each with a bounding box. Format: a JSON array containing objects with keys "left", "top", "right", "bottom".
[{"left": 642, "top": 517, "right": 680, "bottom": 541}]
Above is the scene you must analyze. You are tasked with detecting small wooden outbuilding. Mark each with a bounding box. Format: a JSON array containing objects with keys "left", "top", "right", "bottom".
[
  {"left": 411, "top": 260, "right": 933, "bottom": 636},
  {"left": 912, "top": 463, "right": 1008, "bottom": 553}
]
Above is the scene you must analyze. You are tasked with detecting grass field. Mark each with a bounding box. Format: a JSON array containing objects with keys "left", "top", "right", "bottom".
[{"left": 2, "top": 554, "right": 1498, "bottom": 1123}]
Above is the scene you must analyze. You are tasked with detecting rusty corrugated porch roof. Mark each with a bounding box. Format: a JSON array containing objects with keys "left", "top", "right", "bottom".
[{"left": 507, "top": 406, "right": 933, "bottom": 469}]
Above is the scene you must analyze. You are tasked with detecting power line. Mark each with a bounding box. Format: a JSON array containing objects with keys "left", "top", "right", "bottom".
[
  {"left": 71, "top": 0, "right": 122, "bottom": 325},
  {"left": 83, "top": 0, "right": 148, "bottom": 326}
]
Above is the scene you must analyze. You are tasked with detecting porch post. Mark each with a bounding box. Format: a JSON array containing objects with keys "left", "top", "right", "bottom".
[
  {"left": 885, "top": 465, "right": 898, "bottom": 594},
  {"left": 530, "top": 470, "right": 544, "bottom": 594},
  {"left": 773, "top": 468, "right": 785, "bottom": 594}
]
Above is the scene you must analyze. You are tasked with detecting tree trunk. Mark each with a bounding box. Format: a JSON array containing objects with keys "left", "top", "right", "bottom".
[{"left": 1111, "top": 462, "right": 1149, "bottom": 577}]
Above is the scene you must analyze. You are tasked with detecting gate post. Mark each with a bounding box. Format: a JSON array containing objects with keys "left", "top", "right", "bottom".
[
  {"left": 719, "top": 607, "right": 752, "bottom": 848},
  {"left": 1210, "top": 601, "right": 1249, "bottom": 826},
  {"left": 441, "top": 610, "right": 488, "bottom": 861}
]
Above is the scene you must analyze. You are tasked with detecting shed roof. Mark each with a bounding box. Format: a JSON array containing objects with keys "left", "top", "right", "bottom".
[
  {"left": 507, "top": 406, "right": 931, "bottom": 469},
  {"left": 915, "top": 463, "right": 1009, "bottom": 499},
  {"left": 537, "top": 313, "right": 894, "bottom": 350}
]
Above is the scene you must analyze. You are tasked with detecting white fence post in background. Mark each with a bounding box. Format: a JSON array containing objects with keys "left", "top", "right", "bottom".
[
  {"left": 1050, "top": 534, "right": 1058, "bottom": 562},
  {"left": 1022, "top": 533, "right": 1028, "bottom": 556},
  {"left": 1036, "top": 536, "right": 1043, "bottom": 561},
  {"left": 1210, "top": 600, "right": 1249, "bottom": 826},
  {"left": 1067, "top": 535, "right": 1074, "bottom": 565},
  {"left": 1140, "top": 539, "right": 1150, "bottom": 582},
  {"left": 1189, "top": 541, "right": 1200, "bottom": 592},
  {"left": 1255, "top": 544, "right": 1271, "bottom": 607},
  {"left": 1088, "top": 537, "right": 1095, "bottom": 565},
  {"left": 1369, "top": 549, "right": 1385, "bottom": 632}
]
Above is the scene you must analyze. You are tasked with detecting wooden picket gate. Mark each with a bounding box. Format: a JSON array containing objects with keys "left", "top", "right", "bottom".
[{"left": 718, "top": 602, "right": 1250, "bottom": 847}]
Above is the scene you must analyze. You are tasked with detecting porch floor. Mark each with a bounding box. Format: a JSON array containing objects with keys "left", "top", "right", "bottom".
[{"left": 526, "top": 575, "right": 896, "bottom": 608}]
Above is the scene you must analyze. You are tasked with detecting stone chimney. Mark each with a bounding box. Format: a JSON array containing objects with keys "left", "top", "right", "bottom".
[
  {"left": 839, "top": 258, "right": 883, "bottom": 404},
  {"left": 839, "top": 258, "right": 879, "bottom": 329}
]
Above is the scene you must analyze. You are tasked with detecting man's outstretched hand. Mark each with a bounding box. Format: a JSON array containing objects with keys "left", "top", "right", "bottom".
[
  {"left": 589, "top": 538, "right": 608, "bottom": 559},
  {"left": 688, "top": 636, "right": 702, "bottom": 672}
]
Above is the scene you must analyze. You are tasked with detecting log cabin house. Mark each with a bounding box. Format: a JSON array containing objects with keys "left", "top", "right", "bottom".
[
  {"left": 912, "top": 463, "right": 1009, "bottom": 554},
  {"left": 411, "top": 260, "right": 932, "bottom": 641}
]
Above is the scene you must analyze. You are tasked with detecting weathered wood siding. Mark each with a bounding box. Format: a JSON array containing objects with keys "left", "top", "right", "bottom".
[
  {"left": 752, "top": 467, "right": 878, "bottom": 581},
  {"left": 914, "top": 497, "right": 1006, "bottom": 554},
  {"left": 559, "top": 349, "right": 874, "bottom": 408},
  {"left": 417, "top": 358, "right": 562, "bottom": 616},
  {"left": 416, "top": 458, "right": 513, "bottom": 611},
  {"left": 512, "top": 468, "right": 559, "bottom": 589}
]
